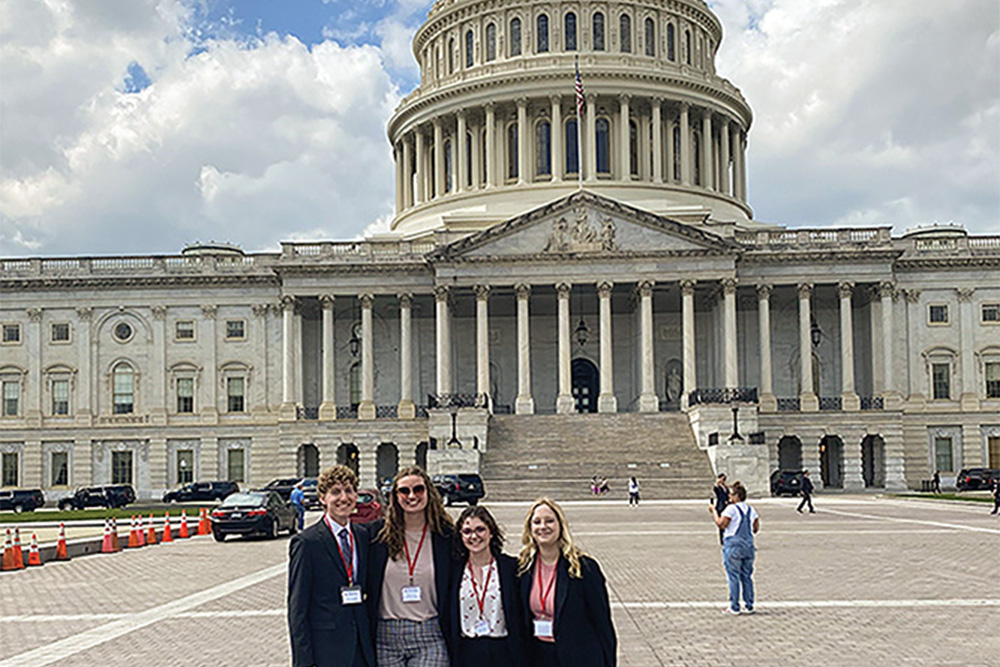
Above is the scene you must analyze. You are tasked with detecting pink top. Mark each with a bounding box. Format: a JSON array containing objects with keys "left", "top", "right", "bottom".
[{"left": 529, "top": 558, "right": 557, "bottom": 643}]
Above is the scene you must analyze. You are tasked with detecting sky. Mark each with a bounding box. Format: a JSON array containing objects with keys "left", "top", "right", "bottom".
[{"left": 0, "top": 0, "right": 997, "bottom": 258}]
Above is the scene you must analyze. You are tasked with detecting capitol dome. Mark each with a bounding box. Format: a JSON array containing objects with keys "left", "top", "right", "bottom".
[{"left": 388, "top": 0, "right": 754, "bottom": 238}]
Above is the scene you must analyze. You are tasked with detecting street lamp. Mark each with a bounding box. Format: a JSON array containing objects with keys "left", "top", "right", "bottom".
[
  {"left": 729, "top": 404, "right": 744, "bottom": 443},
  {"left": 810, "top": 316, "right": 822, "bottom": 347},
  {"left": 447, "top": 408, "right": 461, "bottom": 449}
]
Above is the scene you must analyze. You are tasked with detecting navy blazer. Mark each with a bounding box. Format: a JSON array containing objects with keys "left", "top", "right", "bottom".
[
  {"left": 446, "top": 551, "right": 527, "bottom": 665},
  {"left": 519, "top": 554, "right": 617, "bottom": 667},
  {"left": 288, "top": 519, "right": 375, "bottom": 667}
]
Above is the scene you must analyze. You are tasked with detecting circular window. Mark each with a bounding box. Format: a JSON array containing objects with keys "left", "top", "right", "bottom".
[{"left": 113, "top": 322, "right": 133, "bottom": 342}]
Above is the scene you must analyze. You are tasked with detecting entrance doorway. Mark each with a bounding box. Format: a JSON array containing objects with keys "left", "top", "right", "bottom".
[
  {"left": 415, "top": 442, "right": 428, "bottom": 470},
  {"left": 377, "top": 443, "right": 398, "bottom": 487},
  {"left": 297, "top": 443, "right": 320, "bottom": 478},
  {"left": 778, "top": 436, "right": 802, "bottom": 470},
  {"left": 861, "top": 435, "right": 886, "bottom": 488},
  {"left": 820, "top": 435, "right": 844, "bottom": 488},
  {"left": 336, "top": 443, "right": 359, "bottom": 475},
  {"left": 572, "top": 358, "right": 599, "bottom": 413}
]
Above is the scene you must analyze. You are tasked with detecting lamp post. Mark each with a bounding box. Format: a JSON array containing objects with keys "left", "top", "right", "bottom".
[
  {"left": 447, "top": 408, "right": 461, "bottom": 449},
  {"left": 729, "top": 404, "right": 743, "bottom": 443}
]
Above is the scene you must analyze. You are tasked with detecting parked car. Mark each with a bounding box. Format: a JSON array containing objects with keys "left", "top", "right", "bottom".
[
  {"left": 257, "top": 477, "right": 301, "bottom": 501},
  {"left": 58, "top": 484, "right": 135, "bottom": 510},
  {"left": 162, "top": 481, "right": 240, "bottom": 504},
  {"left": 770, "top": 470, "right": 805, "bottom": 497},
  {"left": 0, "top": 489, "right": 45, "bottom": 513},
  {"left": 432, "top": 474, "right": 485, "bottom": 506},
  {"left": 209, "top": 491, "right": 296, "bottom": 541},
  {"left": 299, "top": 477, "right": 321, "bottom": 510},
  {"left": 352, "top": 488, "right": 383, "bottom": 524},
  {"left": 956, "top": 468, "right": 1000, "bottom": 492}
]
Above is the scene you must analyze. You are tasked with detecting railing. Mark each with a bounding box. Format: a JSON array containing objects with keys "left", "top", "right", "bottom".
[
  {"left": 2, "top": 253, "right": 279, "bottom": 277},
  {"left": 297, "top": 406, "right": 319, "bottom": 420},
  {"left": 733, "top": 227, "right": 893, "bottom": 248},
  {"left": 776, "top": 398, "right": 800, "bottom": 412},
  {"left": 375, "top": 405, "right": 398, "bottom": 419},
  {"left": 687, "top": 387, "right": 758, "bottom": 406},
  {"left": 859, "top": 396, "right": 885, "bottom": 411},
  {"left": 748, "top": 432, "right": 766, "bottom": 445},
  {"left": 818, "top": 396, "right": 842, "bottom": 411},
  {"left": 427, "top": 393, "right": 488, "bottom": 409},
  {"left": 493, "top": 404, "right": 513, "bottom": 414},
  {"left": 658, "top": 400, "right": 681, "bottom": 412},
  {"left": 281, "top": 240, "right": 436, "bottom": 260},
  {"left": 336, "top": 406, "right": 358, "bottom": 419}
]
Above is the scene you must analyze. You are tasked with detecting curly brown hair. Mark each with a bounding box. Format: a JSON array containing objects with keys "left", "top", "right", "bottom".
[
  {"left": 317, "top": 465, "right": 358, "bottom": 496},
  {"left": 376, "top": 466, "right": 454, "bottom": 560}
]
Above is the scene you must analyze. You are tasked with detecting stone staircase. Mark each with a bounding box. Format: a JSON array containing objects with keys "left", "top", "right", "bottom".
[{"left": 480, "top": 413, "right": 715, "bottom": 501}]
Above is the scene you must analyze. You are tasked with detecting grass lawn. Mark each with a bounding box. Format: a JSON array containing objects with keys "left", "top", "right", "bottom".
[
  {"left": 889, "top": 493, "right": 993, "bottom": 503},
  {"left": 0, "top": 507, "right": 208, "bottom": 523}
]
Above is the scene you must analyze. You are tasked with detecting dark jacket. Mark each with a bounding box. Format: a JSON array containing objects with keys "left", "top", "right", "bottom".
[
  {"left": 288, "top": 519, "right": 374, "bottom": 667},
  {"left": 446, "top": 551, "right": 526, "bottom": 665},
  {"left": 518, "top": 554, "right": 617, "bottom": 667},
  {"left": 801, "top": 476, "right": 814, "bottom": 495},
  {"left": 713, "top": 484, "right": 729, "bottom": 513}
]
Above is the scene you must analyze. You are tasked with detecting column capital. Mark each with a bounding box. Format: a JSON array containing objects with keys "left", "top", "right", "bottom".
[
  {"left": 251, "top": 304, "right": 269, "bottom": 318},
  {"left": 516, "top": 97, "right": 528, "bottom": 109},
  {"left": 455, "top": 107, "right": 466, "bottom": 120},
  {"left": 678, "top": 101, "right": 690, "bottom": 112},
  {"left": 797, "top": 283, "right": 813, "bottom": 299},
  {"left": 903, "top": 288, "right": 921, "bottom": 304},
  {"left": 359, "top": 293, "right": 374, "bottom": 308},
  {"left": 680, "top": 280, "right": 696, "bottom": 297},
  {"left": 756, "top": 283, "right": 772, "bottom": 300},
  {"left": 637, "top": 280, "right": 655, "bottom": 298},
  {"left": 722, "top": 278, "right": 737, "bottom": 295},
  {"left": 76, "top": 306, "right": 93, "bottom": 321},
  {"left": 556, "top": 282, "right": 572, "bottom": 298},
  {"left": 150, "top": 305, "right": 167, "bottom": 320},
  {"left": 281, "top": 295, "right": 296, "bottom": 311},
  {"left": 432, "top": 117, "right": 443, "bottom": 129},
  {"left": 484, "top": 101, "right": 496, "bottom": 112},
  {"left": 398, "top": 293, "right": 413, "bottom": 308},
  {"left": 619, "top": 93, "right": 632, "bottom": 104},
  {"left": 651, "top": 96, "right": 663, "bottom": 107},
  {"left": 549, "top": 93, "right": 562, "bottom": 105},
  {"left": 26, "top": 307, "right": 42, "bottom": 322},
  {"left": 515, "top": 283, "right": 531, "bottom": 300},
  {"left": 837, "top": 282, "right": 855, "bottom": 299},
  {"left": 585, "top": 92, "right": 598, "bottom": 103},
  {"left": 956, "top": 287, "right": 975, "bottom": 303},
  {"left": 879, "top": 281, "right": 897, "bottom": 299},
  {"left": 473, "top": 285, "right": 491, "bottom": 300},
  {"left": 200, "top": 304, "right": 217, "bottom": 319},
  {"left": 319, "top": 294, "right": 335, "bottom": 309},
  {"left": 434, "top": 286, "right": 450, "bottom": 302},
  {"left": 597, "top": 281, "right": 614, "bottom": 298}
]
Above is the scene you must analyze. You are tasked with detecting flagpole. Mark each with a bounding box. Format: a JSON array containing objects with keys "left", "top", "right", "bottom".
[{"left": 575, "top": 56, "right": 584, "bottom": 190}]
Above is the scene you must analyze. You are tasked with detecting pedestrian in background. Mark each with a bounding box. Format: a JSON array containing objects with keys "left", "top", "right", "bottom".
[
  {"left": 290, "top": 481, "right": 306, "bottom": 531},
  {"left": 932, "top": 470, "right": 942, "bottom": 494},
  {"left": 627, "top": 477, "right": 640, "bottom": 507},
  {"left": 990, "top": 476, "right": 999, "bottom": 515},
  {"left": 797, "top": 470, "right": 815, "bottom": 514},
  {"left": 713, "top": 474, "right": 729, "bottom": 544},
  {"left": 710, "top": 480, "right": 760, "bottom": 615}
]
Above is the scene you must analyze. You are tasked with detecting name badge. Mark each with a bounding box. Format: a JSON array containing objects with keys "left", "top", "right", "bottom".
[
  {"left": 474, "top": 619, "right": 490, "bottom": 637},
  {"left": 401, "top": 585, "right": 423, "bottom": 603},
  {"left": 340, "top": 585, "right": 363, "bottom": 606},
  {"left": 533, "top": 619, "right": 553, "bottom": 639}
]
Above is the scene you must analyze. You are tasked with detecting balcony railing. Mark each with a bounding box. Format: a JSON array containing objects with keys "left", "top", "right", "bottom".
[
  {"left": 687, "top": 387, "right": 758, "bottom": 406},
  {"left": 427, "top": 393, "right": 489, "bottom": 409},
  {"left": 296, "top": 406, "right": 319, "bottom": 420},
  {"left": 818, "top": 397, "right": 842, "bottom": 411},
  {"left": 375, "top": 405, "right": 398, "bottom": 419},
  {"left": 859, "top": 396, "right": 885, "bottom": 411},
  {"left": 776, "top": 397, "right": 800, "bottom": 412},
  {"left": 336, "top": 406, "right": 358, "bottom": 419}
]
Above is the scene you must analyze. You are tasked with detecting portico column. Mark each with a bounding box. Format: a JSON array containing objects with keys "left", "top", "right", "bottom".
[
  {"left": 638, "top": 281, "right": 658, "bottom": 412},
  {"left": 319, "top": 295, "right": 337, "bottom": 420},
  {"left": 358, "top": 293, "right": 376, "bottom": 420},
  {"left": 839, "top": 282, "right": 860, "bottom": 410},
  {"left": 415, "top": 130, "right": 426, "bottom": 204},
  {"left": 619, "top": 94, "right": 631, "bottom": 180},
  {"left": 402, "top": 136, "right": 413, "bottom": 208},
  {"left": 433, "top": 119, "right": 444, "bottom": 198},
  {"left": 435, "top": 287, "right": 452, "bottom": 396},
  {"left": 757, "top": 285, "right": 776, "bottom": 411},
  {"left": 550, "top": 95, "right": 563, "bottom": 182},
  {"left": 798, "top": 283, "right": 818, "bottom": 411},
  {"left": 456, "top": 110, "right": 468, "bottom": 193},
  {"left": 394, "top": 143, "right": 403, "bottom": 213},
  {"left": 736, "top": 129, "right": 747, "bottom": 200},
  {"left": 281, "top": 296, "right": 295, "bottom": 409},
  {"left": 517, "top": 98, "right": 528, "bottom": 184},
  {"left": 585, "top": 93, "right": 597, "bottom": 181},
  {"left": 720, "top": 120, "right": 731, "bottom": 196},
  {"left": 723, "top": 278, "right": 738, "bottom": 388},
  {"left": 701, "top": 110, "right": 713, "bottom": 190},
  {"left": 515, "top": 284, "right": 535, "bottom": 414},
  {"left": 679, "top": 103, "right": 691, "bottom": 185},
  {"left": 474, "top": 286, "right": 491, "bottom": 404},
  {"left": 958, "top": 288, "right": 978, "bottom": 410},
  {"left": 879, "top": 282, "right": 900, "bottom": 409},
  {"left": 681, "top": 280, "right": 697, "bottom": 409},
  {"left": 597, "top": 281, "right": 617, "bottom": 412},
  {"left": 556, "top": 283, "right": 574, "bottom": 413},
  {"left": 485, "top": 102, "right": 496, "bottom": 188},
  {"left": 665, "top": 116, "right": 675, "bottom": 183},
  {"left": 398, "top": 294, "right": 415, "bottom": 419},
  {"left": 651, "top": 99, "right": 663, "bottom": 183}
]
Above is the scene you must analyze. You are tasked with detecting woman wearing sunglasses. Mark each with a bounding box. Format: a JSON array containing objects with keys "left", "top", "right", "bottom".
[
  {"left": 447, "top": 506, "right": 525, "bottom": 666},
  {"left": 518, "top": 498, "right": 616, "bottom": 666},
  {"left": 368, "top": 466, "right": 455, "bottom": 666}
]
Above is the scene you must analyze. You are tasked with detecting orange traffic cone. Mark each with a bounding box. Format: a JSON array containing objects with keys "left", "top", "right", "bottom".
[
  {"left": 26, "top": 533, "right": 42, "bottom": 567},
  {"left": 126, "top": 517, "right": 139, "bottom": 549},
  {"left": 101, "top": 520, "right": 115, "bottom": 553},
  {"left": 198, "top": 508, "right": 210, "bottom": 536},
  {"left": 55, "top": 522, "right": 69, "bottom": 560},
  {"left": 136, "top": 515, "right": 146, "bottom": 547},
  {"left": 179, "top": 509, "right": 189, "bottom": 539},
  {"left": 146, "top": 514, "right": 157, "bottom": 545},
  {"left": 110, "top": 518, "right": 120, "bottom": 552},
  {"left": 162, "top": 512, "right": 173, "bottom": 543},
  {"left": 2, "top": 529, "right": 21, "bottom": 571},
  {"left": 12, "top": 528, "right": 24, "bottom": 569}
]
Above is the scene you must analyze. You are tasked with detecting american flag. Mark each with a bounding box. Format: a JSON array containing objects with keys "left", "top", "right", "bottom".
[{"left": 575, "top": 57, "right": 584, "bottom": 118}]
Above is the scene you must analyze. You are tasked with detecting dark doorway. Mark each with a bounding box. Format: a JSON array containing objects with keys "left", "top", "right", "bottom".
[
  {"left": 820, "top": 435, "right": 844, "bottom": 488},
  {"left": 336, "top": 443, "right": 359, "bottom": 475},
  {"left": 572, "top": 358, "right": 599, "bottom": 413},
  {"left": 861, "top": 435, "right": 885, "bottom": 488},
  {"left": 297, "top": 443, "right": 320, "bottom": 478},
  {"left": 377, "top": 443, "right": 399, "bottom": 487},
  {"left": 778, "top": 436, "right": 802, "bottom": 470},
  {"left": 415, "top": 442, "right": 428, "bottom": 470}
]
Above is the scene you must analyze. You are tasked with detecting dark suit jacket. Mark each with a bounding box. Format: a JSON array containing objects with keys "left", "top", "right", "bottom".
[
  {"left": 288, "top": 519, "right": 374, "bottom": 667},
  {"left": 446, "top": 551, "right": 526, "bottom": 665},
  {"left": 713, "top": 484, "right": 730, "bottom": 512},
  {"left": 519, "top": 554, "right": 617, "bottom": 667}
]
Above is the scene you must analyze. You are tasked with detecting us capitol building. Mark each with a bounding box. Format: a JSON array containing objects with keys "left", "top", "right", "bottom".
[{"left": 2, "top": 0, "right": 998, "bottom": 500}]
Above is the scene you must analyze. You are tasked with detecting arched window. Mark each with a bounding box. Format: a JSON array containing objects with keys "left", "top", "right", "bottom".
[
  {"left": 672, "top": 124, "right": 681, "bottom": 180},
  {"left": 685, "top": 29, "right": 692, "bottom": 64},
  {"left": 465, "top": 131, "right": 473, "bottom": 188},
  {"left": 535, "top": 120, "right": 551, "bottom": 176},
  {"left": 645, "top": 18, "right": 655, "bottom": 56},
  {"left": 465, "top": 30, "right": 474, "bottom": 67},
  {"left": 596, "top": 117, "right": 611, "bottom": 174},
  {"left": 507, "top": 123, "right": 519, "bottom": 180},
  {"left": 667, "top": 23, "right": 675, "bottom": 61},
  {"left": 536, "top": 14, "right": 549, "bottom": 53},
  {"left": 113, "top": 363, "right": 134, "bottom": 414},
  {"left": 629, "top": 120, "right": 639, "bottom": 176},
  {"left": 592, "top": 12, "right": 605, "bottom": 51},
  {"left": 620, "top": 14, "right": 631, "bottom": 53},
  {"left": 564, "top": 12, "right": 577, "bottom": 51},
  {"left": 444, "top": 138, "right": 453, "bottom": 192},
  {"left": 692, "top": 130, "right": 701, "bottom": 185},
  {"left": 510, "top": 18, "right": 522, "bottom": 56},
  {"left": 448, "top": 37, "right": 455, "bottom": 74},
  {"left": 486, "top": 23, "right": 497, "bottom": 61},
  {"left": 565, "top": 119, "right": 579, "bottom": 175}
]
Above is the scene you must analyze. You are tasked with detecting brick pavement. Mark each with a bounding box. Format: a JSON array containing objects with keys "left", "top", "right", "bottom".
[{"left": 1, "top": 498, "right": 997, "bottom": 666}]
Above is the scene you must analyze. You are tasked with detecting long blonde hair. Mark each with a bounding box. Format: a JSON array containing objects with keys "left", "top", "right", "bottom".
[
  {"left": 376, "top": 466, "right": 454, "bottom": 560},
  {"left": 517, "top": 497, "right": 585, "bottom": 578}
]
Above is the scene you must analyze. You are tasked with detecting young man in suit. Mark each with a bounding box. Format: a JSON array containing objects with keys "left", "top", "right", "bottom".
[{"left": 288, "top": 465, "right": 375, "bottom": 667}]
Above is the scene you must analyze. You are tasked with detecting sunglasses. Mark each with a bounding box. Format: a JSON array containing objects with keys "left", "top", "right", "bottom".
[
  {"left": 396, "top": 484, "right": 426, "bottom": 497},
  {"left": 460, "top": 526, "right": 488, "bottom": 537}
]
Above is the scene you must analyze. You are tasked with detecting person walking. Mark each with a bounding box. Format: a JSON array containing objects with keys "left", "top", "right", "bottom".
[
  {"left": 710, "top": 480, "right": 760, "bottom": 615},
  {"left": 797, "top": 470, "right": 815, "bottom": 514},
  {"left": 990, "top": 476, "right": 999, "bottom": 515},
  {"left": 627, "top": 477, "right": 640, "bottom": 507},
  {"left": 287, "top": 465, "right": 374, "bottom": 667},
  {"left": 447, "top": 506, "right": 525, "bottom": 666},
  {"left": 290, "top": 481, "right": 306, "bottom": 531},
  {"left": 713, "top": 474, "right": 729, "bottom": 544},
  {"left": 368, "top": 466, "right": 455, "bottom": 667},
  {"left": 518, "top": 498, "right": 617, "bottom": 667},
  {"left": 932, "top": 470, "right": 942, "bottom": 494}
]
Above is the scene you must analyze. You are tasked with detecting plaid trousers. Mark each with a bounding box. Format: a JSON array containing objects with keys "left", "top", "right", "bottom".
[{"left": 376, "top": 618, "right": 450, "bottom": 667}]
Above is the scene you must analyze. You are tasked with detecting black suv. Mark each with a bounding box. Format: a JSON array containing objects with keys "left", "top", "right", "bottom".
[
  {"left": 258, "top": 478, "right": 301, "bottom": 501},
  {"left": 162, "top": 481, "right": 240, "bottom": 503},
  {"left": 956, "top": 468, "right": 999, "bottom": 492},
  {"left": 432, "top": 474, "right": 485, "bottom": 506},
  {"left": 770, "top": 470, "right": 805, "bottom": 496},
  {"left": 0, "top": 489, "right": 45, "bottom": 513},
  {"left": 58, "top": 485, "right": 136, "bottom": 510}
]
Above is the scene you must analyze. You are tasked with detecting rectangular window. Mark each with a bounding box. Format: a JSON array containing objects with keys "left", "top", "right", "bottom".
[
  {"left": 983, "top": 304, "right": 1000, "bottom": 323},
  {"left": 51, "top": 323, "right": 71, "bottom": 342},
  {"left": 934, "top": 437, "right": 953, "bottom": 473},
  {"left": 111, "top": 451, "right": 132, "bottom": 485},
  {"left": 175, "top": 320, "right": 195, "bottom": 341},
  {"left": 932, "top": 363, "right": 951, "bottom": 400},
  {"left": 113, "top": 371, "right": 134, "bottom": 414},
  {"left": 986, "top": 362, "right": 1000, "bottom": 399},
  {"left": 176, "top": 449, "right": 194, "bottom": 484},
  {"left": 1, "top": 452, "right": 18, "bottom": 486},
  {"left": 928, "top": 304, "right": 949, "bottom": 324},
  {"left": 176, "top": 378, "right": 194, "bottom": 413},
  {"left": 2, "top": 324, "right": 20, "bottom": 344},
  {"left": 2, "top": 382, "right": 19, "bottom": 416},
  {"left": 227, "top": 377, "right": 245, "bottom": 413},
  {"left": 51, "top": 451, "right": 68, "bottom": 486},
  {"left": 227, "top": 448, "right": 245, "bottom": 482},
  {"left": 52, "top": 379, "right": 69, "bottom": 415},
  {"left": 225, "top": 320, "right": 245, "bottom": 340}
]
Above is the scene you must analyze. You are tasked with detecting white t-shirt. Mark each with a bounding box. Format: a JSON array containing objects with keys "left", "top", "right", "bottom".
[
  {"left": 721, "top": 501, "right": 758, "bottom": 539},
  {"left": 628, "top": 480, "right": 639, "bottom": 494}
]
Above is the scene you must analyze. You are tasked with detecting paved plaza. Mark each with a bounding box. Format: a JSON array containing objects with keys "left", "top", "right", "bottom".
[{"left": 1, "top": 496, "right": 998, "bottom": 666}]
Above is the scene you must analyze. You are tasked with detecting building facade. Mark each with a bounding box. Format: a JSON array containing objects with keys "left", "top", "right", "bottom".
[{"left": 2, "top": 0, "right": 998, "bottom": 499}]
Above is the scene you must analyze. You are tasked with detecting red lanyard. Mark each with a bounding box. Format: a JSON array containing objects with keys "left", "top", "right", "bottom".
[
  {"left": 325, "top": 516, "right": 355, "bottom": 585},
  {"left": 402, "top": 523, "right": 429, "bottom": 584},
  {"left": 467, "top": 557, "right": 494, "bottom": 618},
  {"left": 536, "top": 558, "right": 557, "bottom": 616}
]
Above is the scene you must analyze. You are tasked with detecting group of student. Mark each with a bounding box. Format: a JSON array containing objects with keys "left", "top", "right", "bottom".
[{"left": 288, "top": 464, "right": 617, "bottom": 667}]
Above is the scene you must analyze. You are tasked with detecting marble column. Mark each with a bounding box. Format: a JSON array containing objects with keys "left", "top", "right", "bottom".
[
  {"left": 665, "top": 116, "right": 675, "bottom": 183},
  {"left": 597, "top": 281, "right": 617, "bottom": 412},
  {"left": 398, "top": 294, "right": 415, "bottom": 419},
  {"left": 485, "top": 102, "right": 496, "bottom": 188},
  {"left": 475, "top": 286, "right": 491, "bottom": 404},
  {"left": 319, "top": 295, "right": 337, "bottom": 420},
  {"left": 757, "top": 285, "right": 776, "bottom": 411},
  {"left": 723, "top": 278, "right": 738, "bottom": 389},
  {"left": 879, "top": 282, "right": 900, "bottom": 408},
  {"left": 736, "top": 129, "right": 747, "bottom": 200},
  {"left": 517, "top": 98, "right": 528, "bottom": 184},
  {"left": 515, "top": 284, "right": 535, "bottom": 414},
  {"left": 74, "top": 307, "right": 92, "bottom": 423},
  {"left": 358, "top": 293, "right": 376, "bottom": 420},
  {"left": 701, "top": 110, "right": 713, "bottom": 190},
  {"left": 619, "top": 94, "right": 631, "bottom": 180},
  {"left": 556, "top": 283, "right": 574, "bottom": 413},
  {"left": 456, "top": 110, "right": 468, "bottom": 193},
  {"left": 585, "top": 93, "right": 597, "bottom": 181},
  {"left": 651, "top": 99, "right": 663, "bottom": 183},
  {"left": 433, "top": 119, "right": 444, "bottom": 198},
  {"left": 394, "top": 142, "right": 403, "bottom": 213},
  {"left": 798, "top": 283, "right": 818, "bottom": 411},
  {"left": 638, "top": 281, "right": 658, "bottom": 412},
  {"left": 25, "top": 308, "right": 41, "bottom": 423},
  {"left": 435, "top": 286, "right": 452, "bottom": 396},
  {"left": 402, "top": 136, "right": 413, "bottom": 208},
  {"left": 958, "top": 287, "right": 978, "bottom": 410},
  {"left": 720, "top": 120, "right": 731, "bottom": 196},
  {"left": 679, "top": 103, "right": 691, "bottom": 185},
  {"left": 839, "top": 282, "right": 860, "bottom": 410},
  {"left": 681, "top": 280, "right": 697, "bottom": 409},
  {"left": 415, "top": 130, "right": 426, "bottom": 204},
  {"left": 550, "top": 95, "right": 563, "bottom": 183},
  {"left": 281, "top": 296, "right": 295, "bottom": 410}
]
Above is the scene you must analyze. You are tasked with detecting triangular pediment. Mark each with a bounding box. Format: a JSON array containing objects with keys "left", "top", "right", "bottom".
[{"left": 431, "top": 191, "right": 737, "bottom": 261}]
